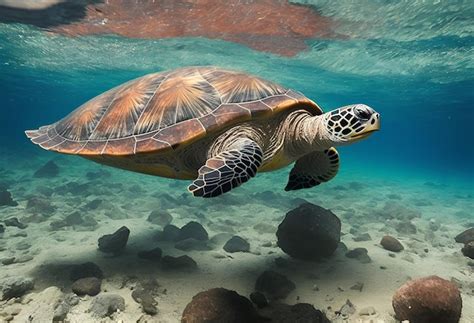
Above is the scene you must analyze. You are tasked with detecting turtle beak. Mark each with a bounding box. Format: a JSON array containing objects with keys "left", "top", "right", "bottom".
[{"left": 351, "top": 110, "right": 381, "bottom": 140}]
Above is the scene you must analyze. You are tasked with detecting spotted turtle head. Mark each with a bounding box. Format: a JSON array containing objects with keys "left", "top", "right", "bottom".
[{"left": 324, "top": 104, "right": 380, "bottom": 144}]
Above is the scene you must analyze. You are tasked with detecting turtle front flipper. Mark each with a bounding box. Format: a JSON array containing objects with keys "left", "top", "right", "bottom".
[
  {"left": 285, "top": 147, "right": 339, "bottom": 191},
  {"left": 188, "top": 139, "right": 263, "bottom": 198}
]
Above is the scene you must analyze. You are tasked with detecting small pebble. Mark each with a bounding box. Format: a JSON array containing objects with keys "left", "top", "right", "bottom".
[{"left": 380, "top": 235, "right": 404, "bottom": 252}]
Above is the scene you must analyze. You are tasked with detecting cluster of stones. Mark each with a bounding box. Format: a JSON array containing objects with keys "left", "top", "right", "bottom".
[
  {"left": 271, "top": 202, "right": 464, "bottom": 323},
  {"left": 1, "top": 188, "right": 467, "bottom": 322},
  {"left": 138, "top": 201, "right": 455, "bottom": 322}
]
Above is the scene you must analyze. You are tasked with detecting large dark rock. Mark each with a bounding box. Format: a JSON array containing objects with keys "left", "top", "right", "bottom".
[
  {"left": 259, "top": 303, "right": 330, "bottom": 323},
  {"left": 276, "top": 203, "right": 341, "bottom": 260},
  {"left": 182, "top": 288, "right": 261, "bottom": 323},
  {"left": 255, "top": 270, "right": 295, "bottom": 300},
  {"left": 177, "top": 221, "right": 208, "bottom": 241},
  {"left": 455, "top": 228, "right": 474, "bottom": 244},
  {"left": 380, "top": 235, "right": 404, "bottom": 252},
  {"left": 98, "top": 226, "right": 130, "bottom": 254},
  {"left": 223, "top": 236, "right": 250, "bottom": 253},
  {"left": 70, "top": 262, "right": 104, "bottom": 281},
  {"left": 71, "top": 277, "right": 101, "bottom": 296},
  {"left": 392, "top": 276, "right": 462, "bottom": 323},
  {"left": 34, "top": 160, "right": 59, "bottom": 178},
  {"left": 0, "top": 190, "right": 18, "bottom": 207},
  {"left": 462, "top": 241, "right": 474, "bottom": 259}
]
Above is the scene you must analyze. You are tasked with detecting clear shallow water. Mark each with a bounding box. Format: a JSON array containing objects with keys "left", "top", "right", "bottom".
[
  {"left": 1, "top": 1, "right": 473, "bottom": 186},
  {"left": 0, "top": 2, "right": 473, "bottom": 321}
]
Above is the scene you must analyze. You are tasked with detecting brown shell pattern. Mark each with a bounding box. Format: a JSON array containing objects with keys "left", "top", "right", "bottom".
[{"left": 26, "top": 67, "right": 321, "bottom": 155}]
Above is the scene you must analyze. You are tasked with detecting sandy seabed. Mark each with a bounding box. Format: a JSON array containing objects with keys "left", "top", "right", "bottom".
[{"left": 0, "top": 149, "right": 473, "bottom": 322}]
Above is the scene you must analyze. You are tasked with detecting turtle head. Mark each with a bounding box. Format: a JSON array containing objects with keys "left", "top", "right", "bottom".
[{"left": 323, "top": 104, "right": 380, "bottom": 145}]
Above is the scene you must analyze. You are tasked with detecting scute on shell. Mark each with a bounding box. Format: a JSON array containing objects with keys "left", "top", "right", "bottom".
[{"left": 26, "top": 67, "right": 322, "bottom": 156}]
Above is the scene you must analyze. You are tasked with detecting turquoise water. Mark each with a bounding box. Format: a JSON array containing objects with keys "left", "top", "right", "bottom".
[
  {"left": 1, "top": 2, "right": 473, "bottom": 186},
  {"left": 0, "top": 1, "right": 473, "bottom": 321}
]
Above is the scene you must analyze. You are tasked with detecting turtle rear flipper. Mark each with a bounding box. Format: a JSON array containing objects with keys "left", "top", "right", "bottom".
[
  {"left": 188, "top": 139, "right": 263, "bottom": 198},
  {"left": 285, "top": 147, "right": 339, "bottom": 191},
  {"left": 25, "top": 126, "right": 49, "bottom": 139}
]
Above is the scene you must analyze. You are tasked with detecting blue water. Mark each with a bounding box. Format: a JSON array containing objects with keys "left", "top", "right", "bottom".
[
  {"left": 0, "top": 2, "right": 473, "bottom": 321},
  {"left": 0, "top": 1, "right": 473, "bottom": 186}
]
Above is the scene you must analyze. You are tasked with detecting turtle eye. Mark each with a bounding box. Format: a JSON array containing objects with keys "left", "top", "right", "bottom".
[{"left": 355, "top": 107, "right": 371, "bottom": 120}]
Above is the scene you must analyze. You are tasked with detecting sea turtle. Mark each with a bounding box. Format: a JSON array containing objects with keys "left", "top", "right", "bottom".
[{"left": 26, "top": 67, "right": 380, "bottom": 198}]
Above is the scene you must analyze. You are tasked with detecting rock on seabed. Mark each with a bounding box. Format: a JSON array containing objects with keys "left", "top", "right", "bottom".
[
  {"left": 392, "top": 275, "right": 462, "bottom": 323},
  {"left": 182, "top": 288, "right": 260, "bottom": 323},
  {"left": 276, "top": 203, "right": 341, "bottom": 260}
]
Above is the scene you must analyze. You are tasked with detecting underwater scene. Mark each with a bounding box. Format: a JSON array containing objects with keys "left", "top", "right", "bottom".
[{"left": 0, "top": 1, "right": 473, "bottom": 322}]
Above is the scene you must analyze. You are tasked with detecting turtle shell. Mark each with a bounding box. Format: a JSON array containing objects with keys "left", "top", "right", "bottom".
[{"left": 26, "top": 67, "right": 322, "bottom": 156}]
